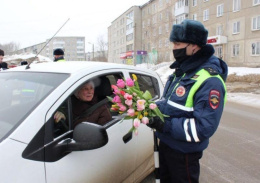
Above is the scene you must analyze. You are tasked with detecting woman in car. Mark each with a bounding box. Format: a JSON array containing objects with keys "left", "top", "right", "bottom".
[{"left": 54, "top": 80, "right": 112, "bottom": 128}]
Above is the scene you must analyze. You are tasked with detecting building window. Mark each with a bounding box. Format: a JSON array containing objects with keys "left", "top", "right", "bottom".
[
  {"left": 159, "top": 40, "right": 162, "bottom": 48},
  {"left": 203, "top": 9, "right": 209, "bottom": 21},
  {"left": 215, "top": 46, "right": 223, "bottom": 58},
  {"left": 232, "top": 44, "right": 239, "bottom": 57},
  {"left": 253, "top": 0, "right": 260, "bottom": 6},
  {"left": 216, "top": 25, "right": 223, "bottom": 35},
  {"left": 217, "top": 4, "right": 224, "bottom": 17},
  {"left": 159, "top": 13, "right": 163, "bottom": 21},
  {"left": 252, "top": 42, "right": 260, "bottom": 55},
  {"left": 233, "top": 21, "right": 240, "bottom": 34},
  {"left": 176, "top": 14, "right": 186, "bottom": 24},
  {"left": 159, "top": 26, "right": 162, "bottom": 34},
  {"left": 192, "top": 14, "right": 197, "bottom": 20},
  {"left": 233, "top": 0, "right": 241, "bottom": 12},
  {"left": 252, "top": 16, "right": 260, "bottom": 30},
  {"left": 126, "top": 33, "right": 133, "bottom": 41},
  {"left": 192, "top": 0, "right": 197, "bottom": 6},
  {"left": 165, "top": 23, "right": 169, "bottom": 32}
]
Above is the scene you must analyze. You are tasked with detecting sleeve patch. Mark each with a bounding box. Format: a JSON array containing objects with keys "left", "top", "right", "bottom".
[{"left": 209, "top": 90, "right": 220, "bottom": 109}]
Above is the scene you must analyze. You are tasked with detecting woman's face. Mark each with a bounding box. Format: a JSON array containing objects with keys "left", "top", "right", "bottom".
[{"left": 78, "top": 82, "right": 94, "bottom": 102}]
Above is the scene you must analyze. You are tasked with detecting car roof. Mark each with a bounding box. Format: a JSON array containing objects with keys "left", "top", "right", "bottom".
[{"left": 6, "top": 61, "right": 154, "bottom": 75}]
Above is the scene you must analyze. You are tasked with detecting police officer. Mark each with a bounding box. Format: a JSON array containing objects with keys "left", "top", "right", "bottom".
[
  {"left": 53, "top": 48, "right": 65, "bottom": 62},
  {"left": 147, "top": 19, "right": 228, "bottom": 183}
]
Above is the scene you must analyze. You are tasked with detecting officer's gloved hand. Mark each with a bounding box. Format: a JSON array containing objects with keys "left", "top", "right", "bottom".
[{"left": 147, "top": 116, "right": 164, "bottom": 133}]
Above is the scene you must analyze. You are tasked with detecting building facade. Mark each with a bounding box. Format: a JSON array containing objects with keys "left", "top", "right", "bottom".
[
  {"left": 108, "top": 6, "right": 142, "bottom": 65},
  {"left": 108, "top": 0, "right": 260, "bottom": 67},
  {"left": 190, "top": 0, "right": 260, "bottom": 67},
  {"left": 14, "top": 37, "right": 86, "bottom": 61}
]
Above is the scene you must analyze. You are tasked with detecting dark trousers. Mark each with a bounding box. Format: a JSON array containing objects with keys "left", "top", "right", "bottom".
[{"left": 159, "top": 141, "right": 203, "bottom": 183}]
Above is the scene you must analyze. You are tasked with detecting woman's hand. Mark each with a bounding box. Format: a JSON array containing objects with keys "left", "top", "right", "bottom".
[{"left": 54, "top": 111, "right": 66, "bottom": 123}]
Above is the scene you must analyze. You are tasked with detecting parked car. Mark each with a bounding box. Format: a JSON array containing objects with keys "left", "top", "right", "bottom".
[{"left": 0, "top": 61, "right": 164, "bottom": 183}]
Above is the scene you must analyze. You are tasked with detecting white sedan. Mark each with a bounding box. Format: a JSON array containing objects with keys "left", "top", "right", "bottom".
[{"left": 0, "top": 61, "right": 164, "bottom": 183}]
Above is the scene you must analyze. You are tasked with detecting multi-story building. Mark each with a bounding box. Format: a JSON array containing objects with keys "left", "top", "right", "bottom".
[
  {"left": 141, "top": 0, "right": 175, "bottom": 64},
  {"left": 108, "top": 6, "right": 142, "bottom": 65},
  {"left": 14, "top": 37, "right": 86, "bottom": 61},
  {"left": 190, "top": 0, "right": 260, "bottom": 67},
  {"left": 108, "top": 0, "right": 260, "bottom": 67}
]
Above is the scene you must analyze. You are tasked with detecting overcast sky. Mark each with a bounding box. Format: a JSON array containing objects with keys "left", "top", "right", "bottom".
[{"left": 1, "top": 0, "right": 148, "bottom": 51}]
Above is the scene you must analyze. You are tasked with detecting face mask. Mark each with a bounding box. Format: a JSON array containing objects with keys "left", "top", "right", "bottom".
[{"left": 173, "top": 44, "right": 190, "bottom": 64}]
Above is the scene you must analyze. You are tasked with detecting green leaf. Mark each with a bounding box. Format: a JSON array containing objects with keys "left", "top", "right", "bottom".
[
  {"left": 107, "top": 96, "right": 114, "bottom": 102},
  {"left": 142, "top": 90, "right": 152, "bottom": 100}
]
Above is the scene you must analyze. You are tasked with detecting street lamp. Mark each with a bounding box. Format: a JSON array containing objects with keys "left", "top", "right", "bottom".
[{"left": 87, "top": 42, "right": 94, "bottom": 61}]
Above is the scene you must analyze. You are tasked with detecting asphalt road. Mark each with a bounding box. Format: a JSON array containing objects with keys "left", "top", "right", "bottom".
[{"left": 141, "top": 101, "right": 260, "bottom": 183}]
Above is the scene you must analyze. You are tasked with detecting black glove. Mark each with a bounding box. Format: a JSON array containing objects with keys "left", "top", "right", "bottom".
[{"left": 147, "top": 116, "right": 164, "bottom": 133}]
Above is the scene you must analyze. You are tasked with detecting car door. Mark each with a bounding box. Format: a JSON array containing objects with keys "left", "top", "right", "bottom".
[{"left": 44, "top": 70, "right": 139, "bottom": 183}]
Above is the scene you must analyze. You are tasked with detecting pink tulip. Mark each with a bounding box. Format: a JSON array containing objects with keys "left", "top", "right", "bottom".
[
  {"left": 137, "top": 99, "right": 146, "bottom": 111},
  {"left": 141, "top": 117, "right": 149, "bottom": 125},
  {"left": 149, "top": 103, "right": 157, "bottom": 110},
  {"left": 118, "top": 103, "right": 127, "bottom": 111},
  {"left": 134, "top": 129, "right": 138, "bottom": 136},
  {"left": 133, "top": 118, "right": 141, "bottom": 128},
  {"left": 126, "top": 78, "right": 134, "bottom": 87},
  {"left": 112, "top": 95, "right": 121, "bottom": 103},
  {"left": 111, "top": 85, "right": 118, "bottom": 91},
  {"left": 125, "top": 99, "right": 133, "bottom": 106},
  {"left": 117, "top": 79, "right": 125, "bottom": 88},
  {"left": 127, "top": 108, "right": 135, "bottom": 117},
  {"left": 124, "top": 93, "right": 133, "bottom": 100}
]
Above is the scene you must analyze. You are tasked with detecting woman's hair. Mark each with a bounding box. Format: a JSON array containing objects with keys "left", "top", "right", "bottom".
[{"left": 74, "top": 80, "right": 95, "bottom": 98}]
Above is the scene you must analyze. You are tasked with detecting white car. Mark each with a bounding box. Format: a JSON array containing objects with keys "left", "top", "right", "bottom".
[{"left": 0, "top": 61, "right": 164, "bottom": 183}]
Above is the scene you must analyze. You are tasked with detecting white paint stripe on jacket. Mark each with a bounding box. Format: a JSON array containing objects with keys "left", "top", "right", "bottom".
[
  {"left": 190, "top": 118, "right": 200, "bottom": 142},
  {"left": 167, "top": 100, "right": 194, "bottom": 112},
  {"left": 184, "top": 119, "right": 191, "bottom": 142}
]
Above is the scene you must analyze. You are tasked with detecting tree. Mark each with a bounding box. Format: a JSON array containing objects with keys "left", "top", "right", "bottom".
[
  {"left": 95, "top": 35, "right": 108, "bottom": 62},
  {"left": 0, "top": 42, "right": 20, "bottom": 55}
]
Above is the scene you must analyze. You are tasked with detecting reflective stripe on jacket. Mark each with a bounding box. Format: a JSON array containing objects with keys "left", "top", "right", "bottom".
[{"left": 156, "top": 67, "right": 227, "bottom": 153}]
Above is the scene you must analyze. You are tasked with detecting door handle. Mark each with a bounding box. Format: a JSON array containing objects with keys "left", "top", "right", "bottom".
[{"left": 123, "top": 131, "right": 132, "bottom": 144}]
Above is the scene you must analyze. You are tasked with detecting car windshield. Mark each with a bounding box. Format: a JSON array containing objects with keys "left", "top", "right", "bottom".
[{"left": 0, "top": 72, "right": 69, "bottom": 142}]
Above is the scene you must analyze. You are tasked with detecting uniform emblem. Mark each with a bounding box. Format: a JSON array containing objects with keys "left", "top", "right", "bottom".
[
  {"left": 209, "top": 90, "right": 220, "bottom": 109},
  {"left": 176, "top": 86, "right": 186, "bottom": 97}
]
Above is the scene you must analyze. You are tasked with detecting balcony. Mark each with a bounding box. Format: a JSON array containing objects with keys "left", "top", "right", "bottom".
[{"left": 175, "top": 5, "right": 189, "bottom": 17}]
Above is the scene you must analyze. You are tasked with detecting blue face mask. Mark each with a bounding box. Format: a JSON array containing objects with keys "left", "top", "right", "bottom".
[{"left": 172, "top": 44, "right": 190, "bottom": 64}]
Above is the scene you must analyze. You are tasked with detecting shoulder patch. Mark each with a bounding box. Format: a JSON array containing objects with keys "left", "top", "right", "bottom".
[
  {"left": 209, "top": 90, "right": 220, "bottom": 109},
  {"left": 204, "top": 67, "right": 219, "bottom": 75}
]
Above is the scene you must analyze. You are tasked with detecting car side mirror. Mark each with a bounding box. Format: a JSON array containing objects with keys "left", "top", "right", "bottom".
[{"left": 72, "top": 122, "right": 108, "bottom": 150}]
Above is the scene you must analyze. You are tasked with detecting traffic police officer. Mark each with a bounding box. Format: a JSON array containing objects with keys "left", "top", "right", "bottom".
[
  {"left": 147, "top": 19, "right": 228, "bottom": 183},
  {"left": 53, "top": 48, "right": 65, "bottom": 62}
]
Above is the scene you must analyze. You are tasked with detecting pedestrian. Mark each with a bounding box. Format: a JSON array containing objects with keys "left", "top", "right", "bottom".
[
  {"left": 1, "top": 62, "right": 9, "bottom": 70},
  {"left": 147, "top": 19, "right": 228, "bottom": 183},
  {"left": 0, "top": 49, "right": 4, "bottom": 64},
  {"left": 53, "top": 48, "right": 65, "bottom": 62},
  {"left": 21, "top": 61, "right": 28, "bottom": 65}
]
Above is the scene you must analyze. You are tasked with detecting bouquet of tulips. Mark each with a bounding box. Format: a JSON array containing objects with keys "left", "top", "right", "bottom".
[{"left": 107, "top": 74, "right": 167, "bottom": 135}]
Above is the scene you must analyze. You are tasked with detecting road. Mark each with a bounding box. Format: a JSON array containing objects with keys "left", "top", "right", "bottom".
[{"left": 141, "top": 101, "right": 260, "bottom": 183}]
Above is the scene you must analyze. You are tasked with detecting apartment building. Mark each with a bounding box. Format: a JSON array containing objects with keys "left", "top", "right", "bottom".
[
  {"left": 108, "top": 0, "right": 260, "bottom": 66},
  {"left": 14, "top": 37, "right": 86, "bottom": 61},
  {"left": 190, "top": 0, "right": 260, "bottom": 67},
  {"left": 108, "top": 6, "right": 142, "bottom": 65},
  {"left": 141, "top": 0, "right": 175, "bottom": 64}
]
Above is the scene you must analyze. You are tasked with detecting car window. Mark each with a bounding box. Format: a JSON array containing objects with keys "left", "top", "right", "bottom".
[
  {"left": 130, "top": 73, "right": 159, "bottom": 98},
  {"left": 0, "top": 72, "right": 69, "bottom": 142},
  {"left": 53, "top": 72, "right": 124, "bottom": 138}
]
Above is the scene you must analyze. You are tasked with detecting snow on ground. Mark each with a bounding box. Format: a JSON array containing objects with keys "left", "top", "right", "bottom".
[
  {"left": 139, "top": 62, "right": 260, "bottom": 109},
  {"left": 4, "top": 53, "right": 52, "bottom": 62}
]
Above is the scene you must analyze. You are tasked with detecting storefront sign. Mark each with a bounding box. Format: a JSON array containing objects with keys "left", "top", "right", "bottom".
[{"left": 137, "top": 50, "right": 147, "bottom": 55}]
